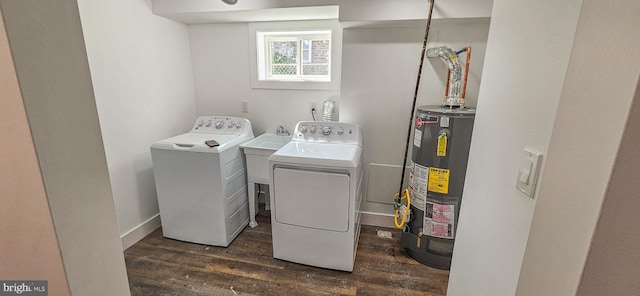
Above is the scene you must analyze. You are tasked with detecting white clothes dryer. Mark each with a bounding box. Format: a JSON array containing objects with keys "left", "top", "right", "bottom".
[
  {"left": 269, "top": 121, "right": 363, "bottom": 271},
  {"left": 151, "top": 116, "right": 254, "bottom": 247}
]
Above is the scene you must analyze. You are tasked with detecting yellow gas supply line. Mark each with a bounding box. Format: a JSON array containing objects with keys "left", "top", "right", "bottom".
[{"left": 394, "top": 189, "right": 411, "bottom": 229}]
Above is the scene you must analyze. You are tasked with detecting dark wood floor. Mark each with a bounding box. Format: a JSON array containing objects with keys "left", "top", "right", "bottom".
[{"left": 124, "top": 211, "right": 449, "bottom": 295}]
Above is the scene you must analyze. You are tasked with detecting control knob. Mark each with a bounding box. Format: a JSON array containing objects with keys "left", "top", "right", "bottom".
[
  {"left": 228, "top": 122, "right": 234, "bottom": 128},
  {"left": 310, "top": 126, "right": 317, "bottom": 133},
  {"left": 205, "top": 121, "right": 212, "bottom": 127},
  {"left": 322, "top": 126, "right": 332, "bottom": 136},
  {"left": 235, "top": 122, "right": 242, "bottom": 129},
  {"left": 337, "top": 127, "right": 344, "bottom": 135},
  {"left": 300, "top": 126, "right": 308, "bottom": 133},
  {"left": 198, "top": 121, "right": 204, "bottom": 127},
  {"left": 215, "top": 121, "right": 224, "bottom": 129}
]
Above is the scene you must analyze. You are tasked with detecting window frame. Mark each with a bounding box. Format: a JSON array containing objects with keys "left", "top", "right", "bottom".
[
  {"left": 302, "top": 39, "right": 312, "bottom": 64},
  {"left": 263, "top": 31, "right": 331, "bottom": 81},
  {"left": 249, "top": 20, "right": 342, "bottom": 90}
]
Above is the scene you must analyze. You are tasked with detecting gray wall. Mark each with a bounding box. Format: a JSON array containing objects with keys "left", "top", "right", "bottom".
[
  {"left": 446, "top": 0, "right": 582, "bottom": 294},
  {"left": 516, "top": 0, "right": 640, "bottom": 294},
  {"left": 0, "top": 10, "right": 70, "bottom": 295},
  {"left": 0, "top": 0, "right": 130, "bottom": 294},
  {"left": 577, "top": 78, "right": 640, "bottom": 295}
]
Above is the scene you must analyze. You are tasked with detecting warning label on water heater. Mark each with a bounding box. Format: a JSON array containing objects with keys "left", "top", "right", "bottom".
[
  {"left": 424, "top": 201, "right": 455, "bottom": 239},
  {"left": 413, "top": 128, "right": 422, "bottom": 148},
  {"left": 437, "top": 134, "right": 447, "bottom": 156},
  {"left": 410, "top": 162, "right": 429, "bottom": 199},
  {"left": 428, "top": 167, "right": 450, "bottom": 194}
]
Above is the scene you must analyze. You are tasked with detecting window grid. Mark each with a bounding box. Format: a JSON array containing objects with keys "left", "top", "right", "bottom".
[{"left": 262, "top": 32, "right": 331, "bottom": 82}]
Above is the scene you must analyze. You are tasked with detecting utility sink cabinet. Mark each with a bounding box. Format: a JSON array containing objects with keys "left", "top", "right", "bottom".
[{"left": 240, "top": 133, "right": 291, "bottom": 227}]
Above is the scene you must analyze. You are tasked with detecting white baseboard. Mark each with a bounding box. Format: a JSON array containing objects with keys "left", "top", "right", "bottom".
[
  {"left": 121, "top": 214, "right": 161, "bottom": 250},
  {"left": 360, "top": 211, "right": 396, "bottom": 229}
]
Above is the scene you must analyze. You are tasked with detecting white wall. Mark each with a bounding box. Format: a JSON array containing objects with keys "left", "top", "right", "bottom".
[
  {"left": 340, "top": 20, "right": 490, "bottom": 215},
  {"left": 339, "top": 0, "right": 493, "bottom": 23},
  {"left": 189, "top": 20, "right": 490, "bottom": 222},
  {"left": 517, "top": 0, "right": 640, "bottom": 294},
  {"left": 446, "top": 0, "right": 583, "bottom": 295},
  {"left": 189, "top": 22, "right": 339, "bottom": 134},
  {"left": 77, "top": 0, "right": 197, "bottom": 245},
  {"left": 150, "top": 0, "right": 492, "bottom": 24}
]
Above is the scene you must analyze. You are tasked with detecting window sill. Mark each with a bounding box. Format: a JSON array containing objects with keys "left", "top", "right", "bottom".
[{"left": 251, "top": 79, "right": 338, "bottom": 91}]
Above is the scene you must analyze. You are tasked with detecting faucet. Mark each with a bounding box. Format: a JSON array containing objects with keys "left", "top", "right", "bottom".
[{"left": 276, "top": 125, "right": 289, "bottom": 136}]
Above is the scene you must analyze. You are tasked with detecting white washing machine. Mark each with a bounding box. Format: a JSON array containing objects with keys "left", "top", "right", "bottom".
[
  {"left": 269, "top": 121, "right": 363, "bottom": 272},
  {"left": 151, "top": 116, "right": 254, "bottom": 247}
]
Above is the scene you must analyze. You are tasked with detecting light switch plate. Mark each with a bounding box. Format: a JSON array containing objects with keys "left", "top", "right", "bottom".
[{"left": 516, "top": 147, "right": 542, "bottom": 198}]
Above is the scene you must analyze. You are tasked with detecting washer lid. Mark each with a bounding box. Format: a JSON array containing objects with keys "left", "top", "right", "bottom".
[
  {"left": 151, "top": 132, "right": 243, "bottom": 153},
  {"left": 269, "top": 141, "right": 362, "bottom": 168}
]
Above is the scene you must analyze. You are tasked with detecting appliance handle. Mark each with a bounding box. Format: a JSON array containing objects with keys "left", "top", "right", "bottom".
[{"left": 173, "top": 143, "right": 195, "bottom": 150}]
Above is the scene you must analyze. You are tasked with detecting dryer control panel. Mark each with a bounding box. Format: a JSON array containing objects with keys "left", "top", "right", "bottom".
[
  {"left": 293, "top": 121, "right": 362, "bottom": 145},
  {"left": 191, "top": 116, "right": 251, "bottom": 136}
]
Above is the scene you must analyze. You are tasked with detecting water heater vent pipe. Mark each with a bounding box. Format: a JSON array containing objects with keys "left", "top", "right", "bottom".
[
  {"left": 426, "top": 46, "right": 471, "bottom": 108},
  {"left": 461, "top": 46, "right": 471, "bottom": 106}
]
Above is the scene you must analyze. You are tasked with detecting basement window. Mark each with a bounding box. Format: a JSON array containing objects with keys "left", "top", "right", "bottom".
[
  {"left": 249, "top": 21, "right": 342, "bottom": 90},
  {"left": 258, "top": 31, "right": 331, "bottom": 82}
]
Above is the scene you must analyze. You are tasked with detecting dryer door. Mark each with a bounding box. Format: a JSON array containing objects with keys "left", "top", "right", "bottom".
[{"left": 273, "top": 167, "right": 350, "bottom": 232}]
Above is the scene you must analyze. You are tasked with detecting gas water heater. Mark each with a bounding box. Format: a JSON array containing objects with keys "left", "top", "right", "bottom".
[{"left": 401, "top": 105, "right": 475, "bottom": 269}]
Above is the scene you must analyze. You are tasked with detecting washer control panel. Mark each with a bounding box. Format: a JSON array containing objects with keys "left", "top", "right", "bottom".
[
  {"left": 191, "top": 116, "right": 249, "bottom": 135},
  {"left": 293, "top": 121, "right": 362, "bottom": 145}
]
